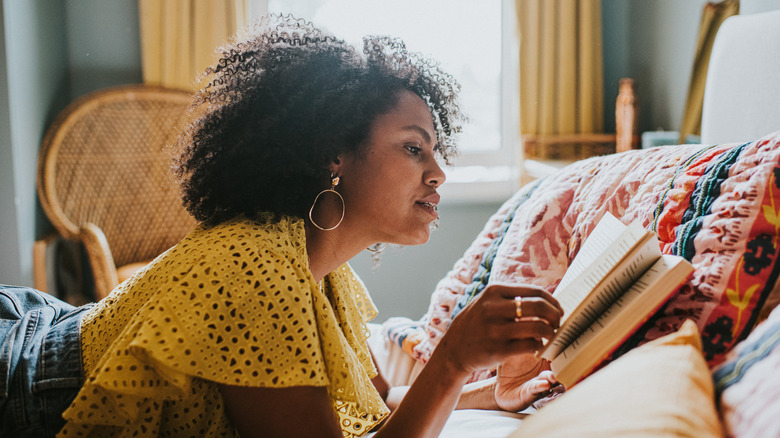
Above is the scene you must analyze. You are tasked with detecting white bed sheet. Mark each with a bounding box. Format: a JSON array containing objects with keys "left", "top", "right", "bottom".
[{"left": 365, "top": 409, "right": 526, "bottom": 438}]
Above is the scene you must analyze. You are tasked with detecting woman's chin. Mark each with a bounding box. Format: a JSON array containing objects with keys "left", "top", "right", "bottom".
[
  {"left": 380, "top": 221, "right": 438, "bottom": 247},
  {"left": 399, "top": 230, "right": 433, "bottom": 246}
]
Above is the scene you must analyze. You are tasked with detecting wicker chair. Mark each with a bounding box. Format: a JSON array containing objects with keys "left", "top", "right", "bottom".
[{"left": 37, "top": 85, "right": 198, "bottom": 300}]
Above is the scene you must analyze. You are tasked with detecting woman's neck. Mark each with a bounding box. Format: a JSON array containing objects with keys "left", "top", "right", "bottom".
[{"left": 304, "top": 221, "right": 369, "bottom": 282}]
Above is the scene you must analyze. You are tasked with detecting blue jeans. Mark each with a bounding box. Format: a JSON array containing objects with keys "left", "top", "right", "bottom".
[{"left": 0, "top": 284, "right": 92, "bottom": 437}]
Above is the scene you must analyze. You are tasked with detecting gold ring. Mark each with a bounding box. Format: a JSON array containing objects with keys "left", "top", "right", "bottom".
[{"left": 514, "top": 296, "right": 523, "bottom": 319}]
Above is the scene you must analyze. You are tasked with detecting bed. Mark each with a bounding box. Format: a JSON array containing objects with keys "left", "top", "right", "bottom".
[{"left": 367, "top": 9, "right": 780, "bottom": 437}]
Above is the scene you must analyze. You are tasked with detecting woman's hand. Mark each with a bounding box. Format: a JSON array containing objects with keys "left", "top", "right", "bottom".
[
  {"left": 495, "top": 358, "right": 563, "bottom": 412},
  {"left": 432, "top": 284, "right": 562, "bottom": 378}
]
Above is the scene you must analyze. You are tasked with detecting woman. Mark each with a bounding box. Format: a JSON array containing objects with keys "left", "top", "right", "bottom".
[{"left": 0, "top": 15, "right": 562, "bottom": 438}]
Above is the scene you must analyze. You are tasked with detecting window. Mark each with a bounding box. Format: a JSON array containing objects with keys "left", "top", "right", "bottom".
[{"left": 261, "top": 0, "right": 519, "bottom": 202}]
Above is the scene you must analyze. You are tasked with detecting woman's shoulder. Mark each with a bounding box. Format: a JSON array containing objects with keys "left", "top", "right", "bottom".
[
  {"left": 185, "top": 214, "right": 307, "bottom": 259},
  {"left": 120, "top": 214, "right": 311, "bottom": 301}
]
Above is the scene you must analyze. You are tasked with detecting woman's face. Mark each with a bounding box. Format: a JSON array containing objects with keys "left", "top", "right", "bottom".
[{"left": 336, "top": 90, "right": 446, "bottom": 246}]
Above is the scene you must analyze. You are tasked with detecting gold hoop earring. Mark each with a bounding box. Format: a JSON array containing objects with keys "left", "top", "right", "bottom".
[{"left": 309, "top": 174, "right": 345, "bottom": 231}]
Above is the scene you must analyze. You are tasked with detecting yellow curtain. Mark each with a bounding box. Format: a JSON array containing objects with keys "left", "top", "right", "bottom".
[
  {"left": 139, "top": 0, "right": 249, "bottom": 90},
  {"left": 679, "top": 0, "right": 739, "bottom": 143},
  {"left": 517, "top": 0, "right": 604, "bottom": 158}
]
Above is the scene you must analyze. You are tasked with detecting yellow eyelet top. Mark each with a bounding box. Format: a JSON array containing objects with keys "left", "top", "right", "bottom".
[{"left": 59, "top": 215, "right": 389, "bottom": 438}]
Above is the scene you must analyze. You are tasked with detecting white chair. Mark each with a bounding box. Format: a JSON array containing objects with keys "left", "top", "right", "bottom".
[{"left": 700, "top": 9, "right": 780, "bottom": 144}]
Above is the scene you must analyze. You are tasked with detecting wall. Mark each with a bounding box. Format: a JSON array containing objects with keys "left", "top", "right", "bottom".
[
  {"left": 0, "top": 0, "right": 69, "bottom": 286},
  {"left": 64, "top": 0, "right": 141, "bottom": 99},
  {"left": 742, "top": 0, "right": 780, "bottom": 13},
  {"left": 602, "top": 0, "right": 712, "bottom": 133},
  {"left": 603, "top": 0, "right": 780, "bottom": 135},
  {"left": 0, "top": 4, "right": 17, "bottom": 286},
  {"left": 350, "top": 202, "right": 501, "bottom": 321},
  {"left": 0, "top": 0, "right": 141, "bottom": 287}
]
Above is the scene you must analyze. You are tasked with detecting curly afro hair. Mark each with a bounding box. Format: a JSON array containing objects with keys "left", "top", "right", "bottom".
[{"left": 172, "top": 14, "right": 464, "bottom": 224}]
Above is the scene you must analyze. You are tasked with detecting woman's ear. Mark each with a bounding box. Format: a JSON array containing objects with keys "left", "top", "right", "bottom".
[
  {"left": 331, "top": 149, "right": 357, "bottom": 179},
  {"left": 328, "top": 156, "right": 342, "bottom": 177}
]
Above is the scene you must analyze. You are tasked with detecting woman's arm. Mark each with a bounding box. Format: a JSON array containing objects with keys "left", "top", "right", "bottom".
[
  {"left": 220, "top": 360, "right": 483, "bottom": 438},
  {"left": 219, "top": 384, "right": 343, "bottom": 438},
  {"left": 373, "top": 347, "right": 472, "bottom": 437},
  {"left": 370, "top": 340, "right": 500, "bottom": 411},
  {"left": 384, "top": 380, "right": 498, "bottom": 412}
]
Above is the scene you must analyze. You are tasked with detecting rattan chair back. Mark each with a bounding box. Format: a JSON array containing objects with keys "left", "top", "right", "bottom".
[{"left": 37, "top": 85, "right": 198, "bottom": 299}]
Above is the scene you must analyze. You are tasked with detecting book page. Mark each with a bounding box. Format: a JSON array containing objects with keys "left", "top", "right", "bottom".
[
  {"left": 539, "top": 214, "right": 661, "bottom": 361},
  {"left": 550, "top": 234, "right": 662, "bottom": 352},
  {"left": 550, "top": 255, "right": 693, "bottom": 387},
  {"left": 553, "top": 214, "right": 647, "bottom": 317},
  {"left": 554, "top": 213, "right": 627, "bottom": 294}
]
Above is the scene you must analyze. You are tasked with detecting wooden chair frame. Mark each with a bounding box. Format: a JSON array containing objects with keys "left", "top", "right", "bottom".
[{"left": 37, "top": 85, "right": 197, "bottom": 300}]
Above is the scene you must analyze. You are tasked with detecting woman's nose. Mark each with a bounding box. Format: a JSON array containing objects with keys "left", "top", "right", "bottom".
[{"left": 425, "top": 158, "right": 446, "bottom": 188}]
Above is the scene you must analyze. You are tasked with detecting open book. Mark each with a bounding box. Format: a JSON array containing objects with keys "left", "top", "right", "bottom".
[{"left": 539, "top": 213, "right": 693, "bottom": 388}]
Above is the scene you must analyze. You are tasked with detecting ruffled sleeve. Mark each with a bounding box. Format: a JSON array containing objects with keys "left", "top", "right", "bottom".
[
  {"left": 326, "top": 264, "right": 379, "bottom": 373},
  {"left": 128, "top": 246, "right": 329, "bottom": 389}
]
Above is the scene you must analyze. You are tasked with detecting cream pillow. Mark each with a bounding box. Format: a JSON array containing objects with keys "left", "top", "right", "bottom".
[{"left": 509, "top": 320, "right": 723, "bottom": 437}]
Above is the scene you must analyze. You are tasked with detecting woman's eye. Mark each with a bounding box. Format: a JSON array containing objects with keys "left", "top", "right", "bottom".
[{"left": 405, "top": 144, "right": 422, "bottom": 155}]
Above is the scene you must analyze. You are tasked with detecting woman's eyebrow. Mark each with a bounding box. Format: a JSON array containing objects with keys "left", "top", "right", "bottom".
[{"left": 401, "top": 125, "right": 433, "bottom": 144}]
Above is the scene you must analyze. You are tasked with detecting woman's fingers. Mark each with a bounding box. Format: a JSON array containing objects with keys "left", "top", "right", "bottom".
[
  {"left": 480, "top": 284, "right": 562, "bottom": 328},
  {"left": 500, "top": 284, "right": 563, "bottom": 313},
  {"left": 502, "top": 338, "right": 545, "bottom": 356},
  {"left": 489, "top": 283, "right": 564, "bottom": 314},
  {"left": 508, "top": 297, "right": 562, "bottom": 327},
  {"left": 506, "top": 318, "right": 557, "bottom": 343},
  {"left": 441, "top": 283, "right": 564, "bottom": 373}
]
